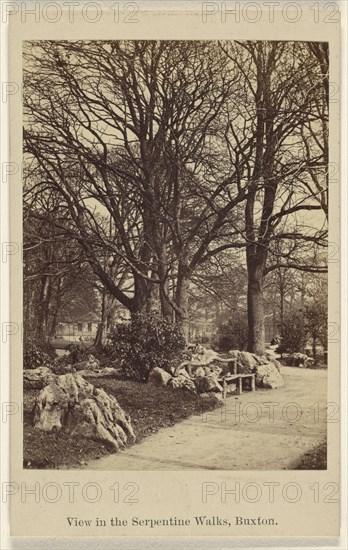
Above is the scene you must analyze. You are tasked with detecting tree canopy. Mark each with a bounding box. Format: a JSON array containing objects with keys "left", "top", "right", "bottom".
[{"left": 23, "top": 40, "right": 328, "bottom": 351}]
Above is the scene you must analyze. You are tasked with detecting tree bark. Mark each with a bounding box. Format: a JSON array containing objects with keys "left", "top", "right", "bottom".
[
  {"left": 132, "top": 275, "right": 150, "bottom": 314},
  {"left": 36, "top": 276, "right": 49, "bottom": 343},
  {"left": 49, "top": 278, "right": 62, "bottom": 340},
  {"left": 247, "top": 261, "right": 266, "bottom": 355},
  {"left": 175, "top": 272, "right": 190, "bottom": 343},
  {"left": 158, "top": 246, "right": 173, "bottom": 319},
  {"left": 94, "top": 289, "right": 107, "bottom": 349}
]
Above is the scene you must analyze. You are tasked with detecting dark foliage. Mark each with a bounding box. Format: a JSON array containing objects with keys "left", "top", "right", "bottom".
[
  {"left": 64, "top": 342, "right": 91, "bottom": 364},
  {"left": 106, "top": 313, "right": 186, "bottom": 381},
  {"left": 23, "top": 341, "right": 59, "bottom": 371}
]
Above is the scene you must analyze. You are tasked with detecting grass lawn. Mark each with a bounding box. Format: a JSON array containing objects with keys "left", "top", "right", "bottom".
[
  {"left": 49, "top": 339, "right": 94, "bottom": 350},
  {"left": 295, "top": 441, "right": 327, "bottom": 470},
  {"left": 23, "top": 378, "right": 220, "bottom": 469}
]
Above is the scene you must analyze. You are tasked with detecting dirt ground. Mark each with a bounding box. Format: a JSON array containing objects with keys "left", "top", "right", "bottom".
[{"left": 84, "top": 366, "right": 328, "bottom": 471}]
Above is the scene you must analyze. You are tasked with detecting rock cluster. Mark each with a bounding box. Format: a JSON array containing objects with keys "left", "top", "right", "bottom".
[
  {"left": 32, "top": 373, "right": 135, "bottom": 451},
  {"left": 291, "top": 353, "right": 315, "bottom": 368},
  {"left": 227, "top": 349, "right": 283, "bottom": 388},
  {"left": 148, "top": 359, "right": 224, "bottom": 395},
  {"left": 147, "top": 347, "right": 285, "bottom": 394}
]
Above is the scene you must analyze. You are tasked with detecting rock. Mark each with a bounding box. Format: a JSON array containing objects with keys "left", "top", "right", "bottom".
[
  {"left": 33, "top": 373, "right": 135, "bottom": 450},
  {"left": 256, "top": 355, "right": 270, "bottom": 365},
  {"left": 268, "top": 357, "right": 282, "bottom": 372},
  {"left": 227, "top": 383, "right": 237, "bottom": 394},
  {"left": 265, "top": 349, "right": 281, "bottom": 360},
  {"left": 171, "top": 361, "right": 190, "bottom": 376},
  {"left": 210, "top": 364, "right": 223, "bottom": 377},
  {"left": 74, "top": 360, "right": 89, "bottom": 371},
  {"left": 193, "top": 366, "right": 206, "bottom": 378},
  {"left": 23, "top": 367, "right": 54, "bottom": 389},
  {"left": 148, "top": 367, "right": 172, "bottom": 386},
  {"left": 191, "top": 348, "right": 220, "bottom": 367},
  {"left": 86, "top": 354, "right": 100, "bottom": 369},
  {"left": 176, "top": 368, "right": 191, "bottom": 379},
  {"left": 255, "top": 363, "right": 285, "bottom": 389},
  {"left": 195, "top": 375, "right": 223, "bottom": 394},
  {"left": 237, "top": 351, "right": 258, "bottom": 373},
  {"left": 292, "top": 353, "right": 315, "bottom": 368},
  {"left": 74, "top": 354, "right": 100, "bottom": 372},
  {"left": 33, "top": 382, "right": 70, "bottom": 430},
  {"left": 168, "top": 375, "right": 196, "bottom": 393}
]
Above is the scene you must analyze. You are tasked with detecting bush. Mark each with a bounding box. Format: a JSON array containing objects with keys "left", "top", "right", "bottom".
[
  {"left": 64, "top": 343, "right": 91, "bottom": 364},
  {"left": 280, "top": 309, "right": 308, "bottom": 354},
  {"left": 23, "top": 340, "right": 79, "bottom": 374},
  {"left": 107, "top": 312, "right": 186, "bottom": 381},
  {"left": 279, "top": 301, "right": 327, "bottom": 361},
  {"left": 23, "top": 341, "right": 57, "bottom": 370}
]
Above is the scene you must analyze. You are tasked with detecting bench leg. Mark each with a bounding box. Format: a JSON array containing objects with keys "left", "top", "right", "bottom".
[
  {"left": 251, "top": 376, "right": 256, "bottom": 391},
  {"left": 238, "top": 377, "right": 242, "bottom": 395},
  {"left": 223, "top": 380, "right": 227, "bottom": 399}
]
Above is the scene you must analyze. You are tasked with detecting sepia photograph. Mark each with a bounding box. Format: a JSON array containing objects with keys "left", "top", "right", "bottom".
[{"left": 22, "top": 38, "right": 330, "bottom": 472}]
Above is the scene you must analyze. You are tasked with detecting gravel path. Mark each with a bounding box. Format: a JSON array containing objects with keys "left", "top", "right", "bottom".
[{"left": 84, "top": 366, "right": 327, "bottom": 471}]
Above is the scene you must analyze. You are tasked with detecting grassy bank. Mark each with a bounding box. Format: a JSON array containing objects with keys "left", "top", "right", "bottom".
[{"left": 295, "top": 441, "right": 327, "bottom": 470}]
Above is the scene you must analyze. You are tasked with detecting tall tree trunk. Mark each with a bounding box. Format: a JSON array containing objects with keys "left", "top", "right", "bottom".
[
  {"left": 175, "top": 272, "right": 190, "bottom": 343},
  {"left": 160, "top": 281, "right": 173, "bottom": 319},
  {"left": 132, "top": 275, "right": 150, "bottom": 314},
  {"left": 94, "top": 289, "right": 107, "bottom": 349},
  {"left": 36, "top": 276, "right": 49, "bottom": 343},
  {"left": 158, "top": 247, "right": 173, "bottom": 319},
  {"left": 147, "top": 280, "right": 161, "bottom": 313},
  {"left": 49, "top": 282, "right": 62, "bottom": 340},
  {"left": 279, "top": 275, "right": 285, "bottom": 331},
  {"left": 247, "top": 261, "right": 266, "bottom": 355}
]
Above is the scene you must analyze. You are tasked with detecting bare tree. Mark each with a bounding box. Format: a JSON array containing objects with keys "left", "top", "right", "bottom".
[
  {"left": 23, "top": 39, "right": 328, "bottom": 349},
  {"left": 24, "top": 40, "right": 251, "bottom": 338},
  {"left": 220, "top": 41, "right": 328, "bottom": 354}
]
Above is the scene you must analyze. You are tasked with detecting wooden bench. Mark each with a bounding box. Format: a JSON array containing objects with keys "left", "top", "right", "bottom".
[{"left": 219, "top": 372, "right": 256, "bottom": 399}]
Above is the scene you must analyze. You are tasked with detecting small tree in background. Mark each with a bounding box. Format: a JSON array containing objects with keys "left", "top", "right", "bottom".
[
  {"left": 304, "top": 300, "right": 328, "bottom": 361},
  {"left": 279, "top": 297, "right": 327, "bottom": 361},
  {"left": 279, "top": 309, "right": 308, "bottom": 354}
]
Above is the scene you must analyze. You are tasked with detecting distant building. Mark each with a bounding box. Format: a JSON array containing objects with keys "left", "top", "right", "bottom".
[{"left": 56, "top": 311, "right": 100, "bottom": 342}]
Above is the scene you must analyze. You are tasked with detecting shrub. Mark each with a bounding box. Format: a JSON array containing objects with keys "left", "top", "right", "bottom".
[
  {"left": 64, "top": 342, "right": 90, "bottom": 364},
  {"left": 304, "top": 300, "right": 328, "bottom": 359},
  {"left": 107, "top": 312, "right": 186, "bottom": 381},
  {"left": 279, "top": 301, "right": 327, "bottom": 361},
  {"left": 23, "top": 341, "right": 65, "bottom": 373},
  {"left": 22, "top": 338, "right": 96, "bottom": 377},
  {"left": 23, "top": 341, "right": 56, "bottom": 370},
  {"left": 280, "top": 309, "right": 308, "bottom": 354}
]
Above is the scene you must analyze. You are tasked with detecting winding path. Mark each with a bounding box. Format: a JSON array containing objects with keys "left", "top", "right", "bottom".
[{"left": 84, "top": 366, "right": 327, "bottom": 471}]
